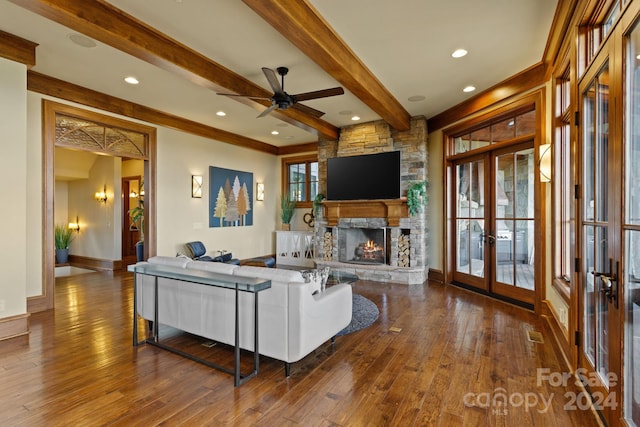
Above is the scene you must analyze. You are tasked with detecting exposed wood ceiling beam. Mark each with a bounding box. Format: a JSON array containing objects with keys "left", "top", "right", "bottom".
[
  {"left": 243, "top": 0, "right": 411, "bottom": 131},
  {"left": 0, "top": 29, "right": 37, "bottom": 67},
  {"left": 28, "top": 71, "right": 280, "bottom": 155},
  {"left": 8, "top": 0, "right": 339, "bottom": 140}
]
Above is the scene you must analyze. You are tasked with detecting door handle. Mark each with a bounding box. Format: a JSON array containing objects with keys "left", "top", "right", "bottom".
[
  {"left": 593, "top": 258, "right": 619, "bottom": 308},
  {"left": 484, "top": 234, "right": 496, "bottom": 246}
]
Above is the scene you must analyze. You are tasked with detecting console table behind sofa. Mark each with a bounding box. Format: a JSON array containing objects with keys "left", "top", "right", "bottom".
[
  {"left": 129, "top": 262, "right": 270, "bottom": 386},
  {"left": 130, "top": 256, "right": 352, "bottom": 384}
]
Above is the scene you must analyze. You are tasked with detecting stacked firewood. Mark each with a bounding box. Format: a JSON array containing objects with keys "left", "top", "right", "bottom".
[
  {"left": 322, "top": 231, "right": 333, "bottom": 260},
  {"left": 397, "top": 234, "right": 411, "bottom": 267}
]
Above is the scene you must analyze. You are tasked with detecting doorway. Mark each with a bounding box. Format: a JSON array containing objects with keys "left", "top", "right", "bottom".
[
  {"left": 451, "top": 142, "right": 536, "bottom": 307},
  {"left": 122, "top": 175, "right": 142, "bottom": 265},
  {"left": 445, "top": 96, "right": 542, "bottom": 309},
  {"left": 31, "top": 100, "right": 157, "bottom": 313}
]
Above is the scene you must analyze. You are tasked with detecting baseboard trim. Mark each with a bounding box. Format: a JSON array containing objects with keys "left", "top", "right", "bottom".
[
  {"left": 541, "top": 299, "right": 572, "bottom": 372},
  {"left": 68, "top": 255, "right": 115, "bottom": 271},
  {"left": 428, "top": 268, "right": 444, "bottom": 284},
  {"left": 0, "top": 313, "right": 30, "bottom": 341}
]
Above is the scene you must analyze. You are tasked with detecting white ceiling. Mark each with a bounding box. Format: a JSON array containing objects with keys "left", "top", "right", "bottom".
[{"left": 0, "top": 0, "right": 558, "bottom": 148}]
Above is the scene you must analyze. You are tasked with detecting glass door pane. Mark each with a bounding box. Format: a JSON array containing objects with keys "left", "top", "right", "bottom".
[
  {"left": 626, "top": 231, "right": 640, "bottom": 426},
  {"left": 625, "top": 20, "right": 640, "bottom": 426},
  {"left": 493, "top": 147, "right": 536, "bottom": 296},
  {"left": 455, "top": 159, "right": 486, "bottom": 280},
  {"left": 582, "top": 63, "right": 610, "bottom": 382}
]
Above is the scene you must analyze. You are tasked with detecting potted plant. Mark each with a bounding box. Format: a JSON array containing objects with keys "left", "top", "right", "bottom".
[
  {"left": 54, "top": 223, "right": 75, "bottom": 264},
  {"left": 313, "top": 193, "right": 325, "bottom": 216},
  {"left": 407, "top": 180, "right": 428, "bottom": 216},
  {"left": 280, "top": 193, "right": 297, "bottom": 230},
  {"left": 129, "top": 196, "right": 145, "bottom": 261}
]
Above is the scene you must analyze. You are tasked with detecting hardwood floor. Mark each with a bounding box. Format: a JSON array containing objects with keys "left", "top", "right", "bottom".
[{"left": 0, "top": 271, "right": 602, "bottom": 426}]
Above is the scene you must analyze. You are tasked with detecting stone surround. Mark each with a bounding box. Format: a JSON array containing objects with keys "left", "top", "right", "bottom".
[{"left": 314, "top": 117, "right": 429, "bottom": 285}]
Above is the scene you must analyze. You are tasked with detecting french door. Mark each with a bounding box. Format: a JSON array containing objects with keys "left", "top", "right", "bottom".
[
  {"left": 578, "top": 44, "right": 622, "bottom": 425},
  {"left": 452, "top": 141, "right": 537, "bottom": 307}
]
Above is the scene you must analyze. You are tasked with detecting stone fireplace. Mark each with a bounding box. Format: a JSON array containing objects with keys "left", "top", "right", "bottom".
[{"left": 314, "top": 117, "right": 429, "bottom": 285}]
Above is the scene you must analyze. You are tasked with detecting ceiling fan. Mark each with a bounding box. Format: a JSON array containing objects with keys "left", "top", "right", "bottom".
[{"left": 217, "top": 67, "right": 344, "bottom": 118}]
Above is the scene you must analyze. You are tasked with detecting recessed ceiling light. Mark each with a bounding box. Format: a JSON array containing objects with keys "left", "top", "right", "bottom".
[
  {"left": 124, "top": 76, "right": 139, "bottom": 85},
  {"left": 68, "top": 33, "right": 97, "bottom": 48},
  {"left": 351, "top": 116, "right": 361, "bottom": 121},
  {"left": 216, "top": 111, "right": 226, "bottom": 117},
  {"left": 408, "top": 95, "right": 426, "bottom": 102},
  {"left": 271, "top": 130, "right": 279, "bottom": 135},
  {"left": 452, "top": 49, "right": 468, "bottom": 58},
  {"left": 463, "top": 86, "right": 476, "bottom": 93}
]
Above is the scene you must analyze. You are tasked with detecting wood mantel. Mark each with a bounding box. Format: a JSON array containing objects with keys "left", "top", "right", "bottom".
[{"left": 322, "top": 199, "right": 409, "bottom": 227}]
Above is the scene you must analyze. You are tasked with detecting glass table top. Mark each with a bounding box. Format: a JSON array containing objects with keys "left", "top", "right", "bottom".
[{"left": 327, "top": 270, "right": 359, "bottom": 285}]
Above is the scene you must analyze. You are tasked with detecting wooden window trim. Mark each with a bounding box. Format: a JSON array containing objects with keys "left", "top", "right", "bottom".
[{"left": 281, "top": 154, "right": 318, "bottom": 209}]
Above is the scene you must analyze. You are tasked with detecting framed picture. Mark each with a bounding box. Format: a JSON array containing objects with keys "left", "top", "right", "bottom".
[{"left": 209, "top": 166, "right": 253, "bottom": 227}]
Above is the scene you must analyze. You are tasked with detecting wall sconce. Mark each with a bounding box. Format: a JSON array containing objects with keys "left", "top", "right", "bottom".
[
  {"left": 256, "top": 182, "right": 265, "bottom": 201},
  {"left": 192, "top": 175, "right": 203, "bottom": 198},
  {"left": 95, "top": 185, "right": 108, "bottom": 203},
  {"left": 129, "top": 190, "right": 139, "bottom": 198},
  {"left": 539, "top": 144, "right": 551, "bottom": 183},
  {"left": 68, "top": 216, "right": 80, "bottom": 233}
]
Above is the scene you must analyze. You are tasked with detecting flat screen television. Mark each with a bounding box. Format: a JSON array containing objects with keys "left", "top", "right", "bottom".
[{"left": 326, "top": 151, "right": 401, "bottom": 200}]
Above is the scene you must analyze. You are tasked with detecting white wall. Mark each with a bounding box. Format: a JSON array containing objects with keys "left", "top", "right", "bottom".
[
  {"left": 156, "top": 126, "right": 279, "bottom": 257},
  {"left": 0, "top": 57, "right": 27, "bottom": 316},
  {"left": 19, "top": 91, "right": 282, "bottom": 300}
]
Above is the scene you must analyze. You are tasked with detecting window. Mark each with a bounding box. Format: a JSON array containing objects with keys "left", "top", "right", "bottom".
[
  {"left": 578, "top": 0, "right": 623, "bottom": 77},
  {"left": 552, "top": 65, "right": 573, "bottom": 301},
  {"left": 281, "top": 154, "right": 318, "bottom": 208},
  {"left": 452, "top": 110, "right": 535, "bottom": 155}
]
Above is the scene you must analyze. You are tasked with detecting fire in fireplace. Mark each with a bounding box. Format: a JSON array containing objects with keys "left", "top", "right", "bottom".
[{"left": 338, "top": 227, "right": 386, "bottom": 265}]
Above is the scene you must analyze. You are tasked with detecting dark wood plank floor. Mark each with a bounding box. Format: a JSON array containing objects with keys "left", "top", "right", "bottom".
[{"left": 0, "top": 270, "right": 602, "bottom": 426}]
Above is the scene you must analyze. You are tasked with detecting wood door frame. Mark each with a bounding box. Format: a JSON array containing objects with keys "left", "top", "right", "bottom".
[
  {"left": 576, "top": 37, "right": 622, "bottom": 425},
  {"left": 28, "top": 100, "right": 157, "bottom": 313},
  {"left": 443, "top": 90, "right": 545, "bottom": 312}
]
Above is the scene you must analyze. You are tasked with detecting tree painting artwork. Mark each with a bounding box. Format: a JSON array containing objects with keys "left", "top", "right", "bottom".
[{"left": 209, "top": 166, "right": 253, "bottom": 227}]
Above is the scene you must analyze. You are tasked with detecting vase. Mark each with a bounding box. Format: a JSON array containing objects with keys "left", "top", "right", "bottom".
[
  {"left": 55, "top": 248, "right": 69, "bottom": 264},
  {"left": 135, "top": 241, "right": 145, "bottom": 262},
  {"left": 281, "top": 223, "right": 291, "bottom": 231}
]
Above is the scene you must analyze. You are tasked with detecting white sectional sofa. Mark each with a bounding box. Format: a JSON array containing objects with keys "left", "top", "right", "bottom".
[{"left": 132, "top": 256, "right": 353, "bottom": 375}]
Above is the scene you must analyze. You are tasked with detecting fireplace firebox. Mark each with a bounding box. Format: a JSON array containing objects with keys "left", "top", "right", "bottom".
[{"left": 338, "top": 227, "right": 387, "bottom": 265}]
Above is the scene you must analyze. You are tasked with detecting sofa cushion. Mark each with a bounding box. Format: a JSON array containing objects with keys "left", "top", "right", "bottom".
[
  {"left": 233, "top": 265, "right": 305, "bottom": 283},
  {"left": 186, "top": 260, "right": 239, "bottom": 275},
  {"left": 148, "top": 256, "right": 190, "bottom": 268}
]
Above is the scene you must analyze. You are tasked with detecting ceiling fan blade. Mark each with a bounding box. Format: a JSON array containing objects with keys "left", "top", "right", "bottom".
[
  {"left": 262, "top": 67, "right": 285, "bottom": 96},
  {"left": 257, "top": 104, "right": 277, "bottom": 118},
  {"left": 216, "top": 93, "right": 272, "bottom": 100},
  {"left": 292, "top": 102, "right": 325, "bottom": 118},
  {"left": 292, "top": 87, "right": 344, "bottom": 102}
]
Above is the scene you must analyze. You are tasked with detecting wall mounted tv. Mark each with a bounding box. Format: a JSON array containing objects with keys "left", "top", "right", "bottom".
[{"left": 326, "top": 151, "right": 401, "bottom": 200}]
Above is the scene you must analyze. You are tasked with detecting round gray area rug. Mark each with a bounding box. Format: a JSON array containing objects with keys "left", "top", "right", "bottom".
[{"left": 336, "top": 293, "right": 379, "bottom": 336}]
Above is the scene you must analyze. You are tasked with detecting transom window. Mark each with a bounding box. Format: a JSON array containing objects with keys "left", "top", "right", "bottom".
[
  {"left": 452, "top": 110, "right": 535, "bottom": 155},
  {"left": 578, "top": 0, "right": 626, "bottom": 77}
]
